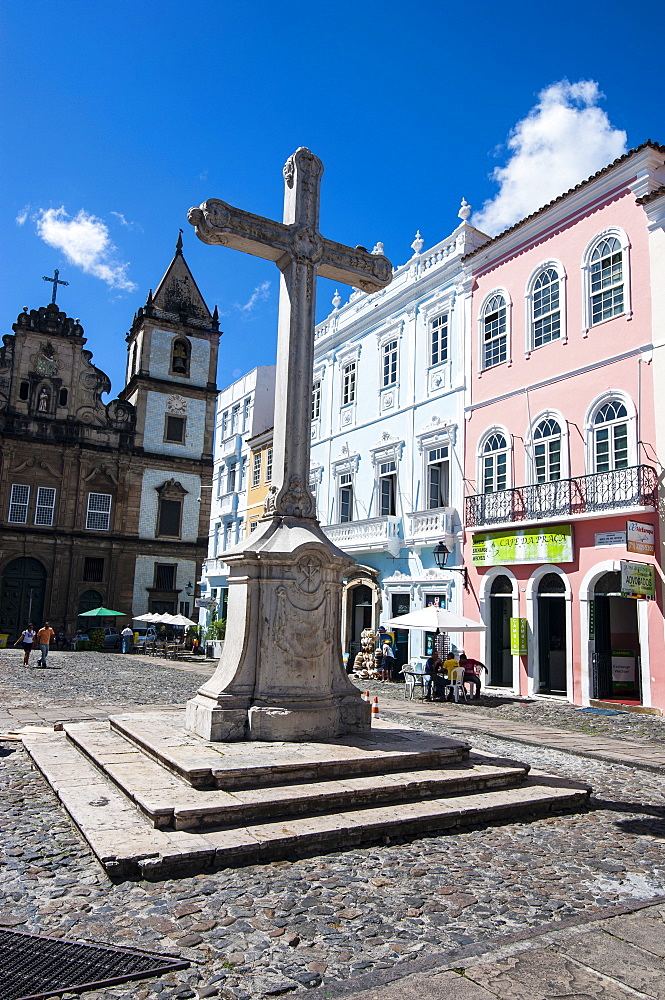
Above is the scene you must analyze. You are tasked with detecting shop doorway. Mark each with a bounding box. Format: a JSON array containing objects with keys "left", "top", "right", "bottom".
[
  {"left": 489, "top": 575, "right": 512, "bottom": 686},
  {"left": 349, "top": 585, "right": 373, "bottom": 664},
  {"left": 592, "top": 571, "right": 641, "bottom": 703},
  {"left": 537, "top": 573, "right": 567, "bottom": 695},
  {"left": 0, "top": 558, "right": 47, "bottom": 642},
  {"left": 391, "top": 593, "right": 410, "bottom": 674}
]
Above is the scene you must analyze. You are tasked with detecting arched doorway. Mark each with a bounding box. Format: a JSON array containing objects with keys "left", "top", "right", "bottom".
[
  {"left": 592, "top": 571, "right": 641, "bottom": 703},
  {"left": 349, "top": 584, "right": 373, "bottom": 662},
  {"left": 78, "top": 590, "right": 103, "bottom": 618},
  {"left": 489, "top": 575, "right": 512, "bottom": 686},
  {"left": 537, "top": 572, "right": 567, "bottom": 695},
  {"left": 0, "top": 558, "right": 47, "bottom": 641}
]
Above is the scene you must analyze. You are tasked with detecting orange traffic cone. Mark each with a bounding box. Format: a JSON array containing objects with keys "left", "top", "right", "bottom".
[
  {"left": 371, "top": 696, "right": 380, "bottom": 719},
  {"left": 362, "top": 690, "right": 370, "bottom": 703}
]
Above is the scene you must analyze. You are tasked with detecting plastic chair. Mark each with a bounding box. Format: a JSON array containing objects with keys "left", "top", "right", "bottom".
[{"left": 448, "top": 666, "right": 468, "bottom": 703}]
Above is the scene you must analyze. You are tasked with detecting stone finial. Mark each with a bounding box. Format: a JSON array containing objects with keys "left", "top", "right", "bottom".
[
  {"left": 458, "top": 198, "right": 472, "bottom": 221},
  {"left": 411, "top": 231, "right": 424, "bottom": 255},
  {"left": 332, "top": 289, "right": 342, "bottom": 310},
  {"left": 372, "top": 242, "right": 384, "bottom": 255}
]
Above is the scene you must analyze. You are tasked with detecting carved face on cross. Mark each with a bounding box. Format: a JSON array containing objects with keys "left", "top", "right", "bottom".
[{"left": 188, "top": 148, "right": 393, "bottom": 521}]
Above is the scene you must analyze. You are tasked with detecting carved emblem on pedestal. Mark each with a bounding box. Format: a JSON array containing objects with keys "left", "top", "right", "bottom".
[{"left": 279, "top": 476, "right": 314, "bottom": 517}]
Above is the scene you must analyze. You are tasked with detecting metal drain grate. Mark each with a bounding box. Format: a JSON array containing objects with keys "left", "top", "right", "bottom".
[{"left": 0, "top": 927, "right": 190, "bottom": 1000}]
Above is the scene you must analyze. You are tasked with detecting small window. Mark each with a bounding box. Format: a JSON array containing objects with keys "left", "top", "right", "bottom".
[
  {"left": 19, "top": 381, "right": 29, "bottom": 401},
  {"left": 533, "top": 419, "right": 561, "bottom": 483},
  {"left": 227, "top": 463, "right": 237, "bottom": 493},
  {"left": 252, "top": 453, "right": 262, "bottom": 488},
  {"left": 482, "top": 294, "right": 507, "bottom": 369},
  {"left": 224, "top": 521, "right": 233, "bottom": 549},
  {"left": 231, "top": 404, "right": 240, "bottom": 434},
  {"left": 342, "top": 362, "right": 356, "bottom": 405},
  {"left": 312, "top": 380, "right": 321, "bottom": 419},
  {"left": 382, "top": 340, "right": 398, "bottom": 387},
  {"left": 339, "top": 472, "right": 353, "bottom": 523},
  {"left": 532, "top": 269, "right": 561, "bottom": 348},
  {"left": 379, "top": 460, "right": 397, "bottom": 516},
  {"left": 594, "top": 401, "right": 628, "bottom": 472},
  {"left": 482, "top": 434, "right": 508, "bottom": 494},
  {"left": 157, "top": 498, "right": 182, "bottom": 537},
  {"left": 86, "top": 492, "right": 112, "bottom": 530},
  {"left": 154, "top": 563, "right": 176, "bottom": 589},
  {"left": 221, "top": 410, "right": 229, "bottom": 436},
  {"left": 591, "top": 237, "right": 624, "bottom": 325},
  {"left": 171, "top": 339, "right": 190, "bottom": 376},
  {"left": 265, "top": 448, "right": 273, "bottom": 483},
  {"left": 430, "top": 314, "right": 448, "bottom": 367},
  {"left": 165, "top": 415, "right": 185, "bottom": 443},
  {"left": 58, "top": 388, "right": 68, "bottom": 407},
  {"left": 8, "top": 484, "right": 30, "bottom": 523},
  {"left": 250, "top": 520, "right": 258, "bottom": 532},
  {"left": 83, "top": 557, "right": 104, "bottom": 582},
  {"left": 34, "top": 487, "right": 56, "bottom": 526},
  {"left": 427, "top": 447, "right": 449, "bottom": 509}
]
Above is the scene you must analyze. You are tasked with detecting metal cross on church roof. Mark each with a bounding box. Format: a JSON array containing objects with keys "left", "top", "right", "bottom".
[
  {"left": 42, "top": 269, "right": 69, "bottom": 304},
  {"left": 188, "top": 147, "right": 393, "bottom": 520}
]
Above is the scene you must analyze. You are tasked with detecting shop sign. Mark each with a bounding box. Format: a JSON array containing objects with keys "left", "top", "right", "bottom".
[
  {"left": 595, "top": 531, "right": 625, "bottom": 548},
  {"left": 626, "top": 520, "right": 655, "bottom": 556},
  {"left": 611, "top": 649, "right": 636, "bottom": 688},
  {"left": 195, "top": 597, "right": 216, "bottom": 608},
  {"left": 620, "top": 560, "right": 655, "bottom": 600},
  {"left": 472, "top": 525, "right": 573, "bottom": 566},
  {"left": 588, "top": 601, "right": 595, "bottom": 639},
  {"left": 510, "top": 617, "right": 528, "bottom": 656}
]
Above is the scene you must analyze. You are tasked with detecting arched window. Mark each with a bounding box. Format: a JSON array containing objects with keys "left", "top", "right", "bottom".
[
  {"left": 593, "top": 400, "right": 628, "bottom": 472},
  {"left": 533, "top": 418, "right": 562, "bottom": 483},
  {"left": 481, "top": 294, "right": 507, "bottom": 369},
  {"left": 582, "top": 230, "right": 630, "bottom": 331},
  {"left": 482, "top": 432, "right": 508, "bottom": 494},
  {"left": 530, "top": 267, "right": 562, "bottom": 349},
  {"left": 171, "top": 338, "right": 190, "bottom": 376}
]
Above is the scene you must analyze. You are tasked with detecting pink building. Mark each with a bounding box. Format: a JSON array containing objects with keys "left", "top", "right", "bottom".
[{"left": 462, "top": 142, "right": 665, "bottom": 713}]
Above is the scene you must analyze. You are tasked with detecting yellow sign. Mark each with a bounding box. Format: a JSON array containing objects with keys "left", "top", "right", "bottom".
[
  {"left": 620, "top": 560, "right": 655, "bottom": 600},
  {"left": 473, "top": 525, "right": 573, "bottom": 566},
  {"left": 510, "top": 618, "right": 528, "bottom": 655}
]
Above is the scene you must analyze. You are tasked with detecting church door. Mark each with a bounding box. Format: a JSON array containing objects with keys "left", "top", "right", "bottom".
[{"left": 0, "top": 558, "right": 47, "bottom": 642}]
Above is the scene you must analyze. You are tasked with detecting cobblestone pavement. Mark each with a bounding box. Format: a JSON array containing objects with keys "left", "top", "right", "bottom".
[{"left": 1, "top": 654, "right": 665, "bottom": 999}]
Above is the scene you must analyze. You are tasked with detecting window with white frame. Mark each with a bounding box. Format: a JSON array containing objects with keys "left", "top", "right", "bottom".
[
  {"left": 252, "top": 452, "right": 262, "bottom": 488},
  {"left": 242, "top": 397, "right": 251, "bottom": 430},
  {"left": 382, "top": 340, "right": 398, "bottom": 387},
  {"left": 8, "top": 484, "right": 30, "bottom": 523},
  {"left": 227, "top": 462, "right": 237, "bottom": 493},
  {"left": 427, "top": 447, "right": 450, "bottom": 508},
  {"left": 342, "top": 362, "right": 356, "bottom": 405},
  {"left": 482, "top": 434, "right": 508, "bottom": 494},
  {"left": 86, "top": 492, "right": 112, "bottom": 530},
  {"left": 221, "top": 410, "right": 229, "bottom": 436},
  {"left": 241, "top": 457, "right": 248, "bottom": 490},
  {"left": 223, "top": 521, "right": 233, "bottom": 549},
  {"left": 532, "top": 269, "right": 561, "bottom": 348},
  {"left": 311, "top": 380, "right": 321, "bottom": 419},
  {"left": 430, "top": 314, "right": 448, "bottom": 367},
  {"left": 590, "top": 237, "right": 624, "bottom": 325},
  {"left": 338, "top": 472, "right": 353, "bottom": 523},
  {"left": 533, "top": 419, "right": 561, "bottom": 483},
  {"left": 265, "top": 448, "right": 273, "bottom": 483},
  {"left": 217, "top": 464, "right": 225, "bottom": 498},
  {"left": 379, "top": 460, "right": 397, "bottom": 516},
  {"left": 34, "top": 487, "right": 56, "bottom": 526},
  {"left": 250, "top": 519, "right": 258, "bottom": 532},
  {"left": 231, "top": 404, "right": 240, "bottom": 434},
  {"left": 593, "top": 401, "right": 629, "bottom": 472},
  {"left": 481, "top": 294, "right": 507, "bottom": 369}
]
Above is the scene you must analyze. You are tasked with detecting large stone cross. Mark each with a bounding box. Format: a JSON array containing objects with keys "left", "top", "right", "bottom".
[{"left": 188, "top": 147, "right": 392, "bottom": 519}]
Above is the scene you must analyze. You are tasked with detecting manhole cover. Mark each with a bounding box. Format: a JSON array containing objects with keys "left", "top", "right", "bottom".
[{"left": 0, "top": 927, "right": 189, "bottom": 1000}]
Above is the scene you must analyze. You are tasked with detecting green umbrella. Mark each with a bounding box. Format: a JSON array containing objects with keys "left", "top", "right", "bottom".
[{"left": 79, "top": 607, "right": 127, "bottom": 617}]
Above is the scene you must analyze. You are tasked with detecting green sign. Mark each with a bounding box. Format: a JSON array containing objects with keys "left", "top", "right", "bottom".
[
  {"left": 473, "top": 525, "right": 574, "bottom": 566},
  {"left": 510, "top": 617, "right": 528, "bottom": 655},
  {"left": 620, "top": 560, "right": 655, "bottom": 600}
]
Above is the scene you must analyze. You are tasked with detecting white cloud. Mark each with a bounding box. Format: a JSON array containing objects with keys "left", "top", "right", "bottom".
[
  {"left": 34, "top": 207, "right": 137, "bottom": 291},
  {"left": 16, "top": 206, "right": 30, "bottom": 226},
  {"left": 472, "top": 80, "right": 628, "bottom": 237},
  {"left": 110, "top": 210, "right": 141, "bottom": 232},
  {"left": 236, "top": 280, "right": 271, "bottom": 314}
]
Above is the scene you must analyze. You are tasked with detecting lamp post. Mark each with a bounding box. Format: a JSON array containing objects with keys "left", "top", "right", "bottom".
[{"left": 433, "top": 541, "right": 469, "bottom": 591}]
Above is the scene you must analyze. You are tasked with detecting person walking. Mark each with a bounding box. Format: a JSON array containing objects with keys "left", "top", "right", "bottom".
[
  {"left": 121, "top": 625, "right": 134, "bottom": 653},
  {"left": 36, "top": 621, "right": 55, "bottom": 667},
  {"left": 13, "top": 624, "right": 36, "bottom": 666}
]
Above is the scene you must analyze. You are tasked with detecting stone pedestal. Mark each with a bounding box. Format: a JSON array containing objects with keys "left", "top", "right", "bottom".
[{"left": 186, "top": 517, "right": 371, "bottom": 742}]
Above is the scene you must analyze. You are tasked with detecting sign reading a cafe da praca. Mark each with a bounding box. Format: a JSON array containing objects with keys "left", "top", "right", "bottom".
[{"left": 472, "top": 525, "right": 574, "bottom": 567}]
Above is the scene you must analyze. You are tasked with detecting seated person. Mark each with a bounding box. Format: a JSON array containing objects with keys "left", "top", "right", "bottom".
[
  {"left": 443, "top": 654, "right": 460, "bottom": 700},
  {"left": 425, "top": 652, "right": 447, "bottom": 700},
  {"left": 458, "top": 653, "right": 487, "bottom": 700}
]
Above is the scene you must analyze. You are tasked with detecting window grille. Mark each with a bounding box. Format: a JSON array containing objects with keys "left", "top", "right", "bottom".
[
  {"left": 8, "top": 484, "right": 30, "bottom": 523},
  {"left": 86, "top": 493, "right": 111, "bottom": 531},
  {"left": 34, "top": 487, "right": 56, "bottom": 526},
  {"left": 154, "top": 563, "right": 176, "bottom": 589},
  {"left": 83, "top": 557, "right": 105, "bottom": 582}
]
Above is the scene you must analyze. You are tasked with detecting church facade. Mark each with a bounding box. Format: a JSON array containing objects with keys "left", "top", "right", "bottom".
[{"left": 0, "top": 239, "right": 219, "bottom": 641}]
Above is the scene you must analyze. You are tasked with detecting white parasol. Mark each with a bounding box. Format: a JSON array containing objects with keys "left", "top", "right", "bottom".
[{"left": 382, "top": 607, "right": 486, "bottom": 632}]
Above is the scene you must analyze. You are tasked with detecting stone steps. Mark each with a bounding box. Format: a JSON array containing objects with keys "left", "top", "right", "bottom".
[
  {"left": 63, "top": 720, "right": 531, "bottom": 831},
  {"left": 22, "top": 715, "right": 590, "bottom": 880}
]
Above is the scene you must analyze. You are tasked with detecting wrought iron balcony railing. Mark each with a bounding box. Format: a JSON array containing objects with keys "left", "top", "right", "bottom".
[{"left": 465, "top": 465, "right": 658, "bottom": 529}]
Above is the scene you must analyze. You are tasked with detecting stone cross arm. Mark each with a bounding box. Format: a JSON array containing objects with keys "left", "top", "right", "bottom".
[{"left": 188, "top": 199, "right": 392, "bottom": 294}]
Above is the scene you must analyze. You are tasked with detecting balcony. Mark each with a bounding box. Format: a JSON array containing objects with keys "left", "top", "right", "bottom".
[
  {"left": 323, "top": 515, "right": 401, "bottom": 557},
  {"left": 404, "top": 507, "right": 457, "bottom": 548},
  {"left": 220, "top": 434, "right": 243, "bottom": 459},
  {"left": 204, "top": 556, "right": 229, "bottom": 579},
  {"left": 465, "top": 465, "right": 658, "bottom": 530}
]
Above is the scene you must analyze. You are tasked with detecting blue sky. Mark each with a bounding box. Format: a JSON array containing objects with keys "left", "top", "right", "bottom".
[{"left": 2, "top": 0, "right": 661, "bottom": 397}]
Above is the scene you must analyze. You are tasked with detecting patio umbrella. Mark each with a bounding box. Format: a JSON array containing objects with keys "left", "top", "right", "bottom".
[
  {"left": 133, "top": 613, "right": 160, "bottom": 622},
  {"left": 168, "top": 614, "right": 198, "bottom": 627},
  {"left": 382, "top": 607, "right": 486, "bottom": 632},
  {"left": 79, "top": 607, "right": 128, "bottom": 618}
]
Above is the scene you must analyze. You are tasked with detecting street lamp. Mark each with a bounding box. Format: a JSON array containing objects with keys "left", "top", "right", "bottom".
[
  {"left": 433, "top": 541, "right": 469, "bottom": 591},
  {"left": 185, "top": 581, "right": 194, "bottom": 597}
]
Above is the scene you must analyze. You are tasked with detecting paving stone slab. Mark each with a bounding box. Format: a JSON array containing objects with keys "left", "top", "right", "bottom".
[
  {"left": 554, "top": 929, "right": 665, "bottom": 997},
  {"left": 463, "top": 947, "right": 636, "bottom": 999},
  {"left": 597, "top": 907, "right": 665, "bottom": 958}
]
